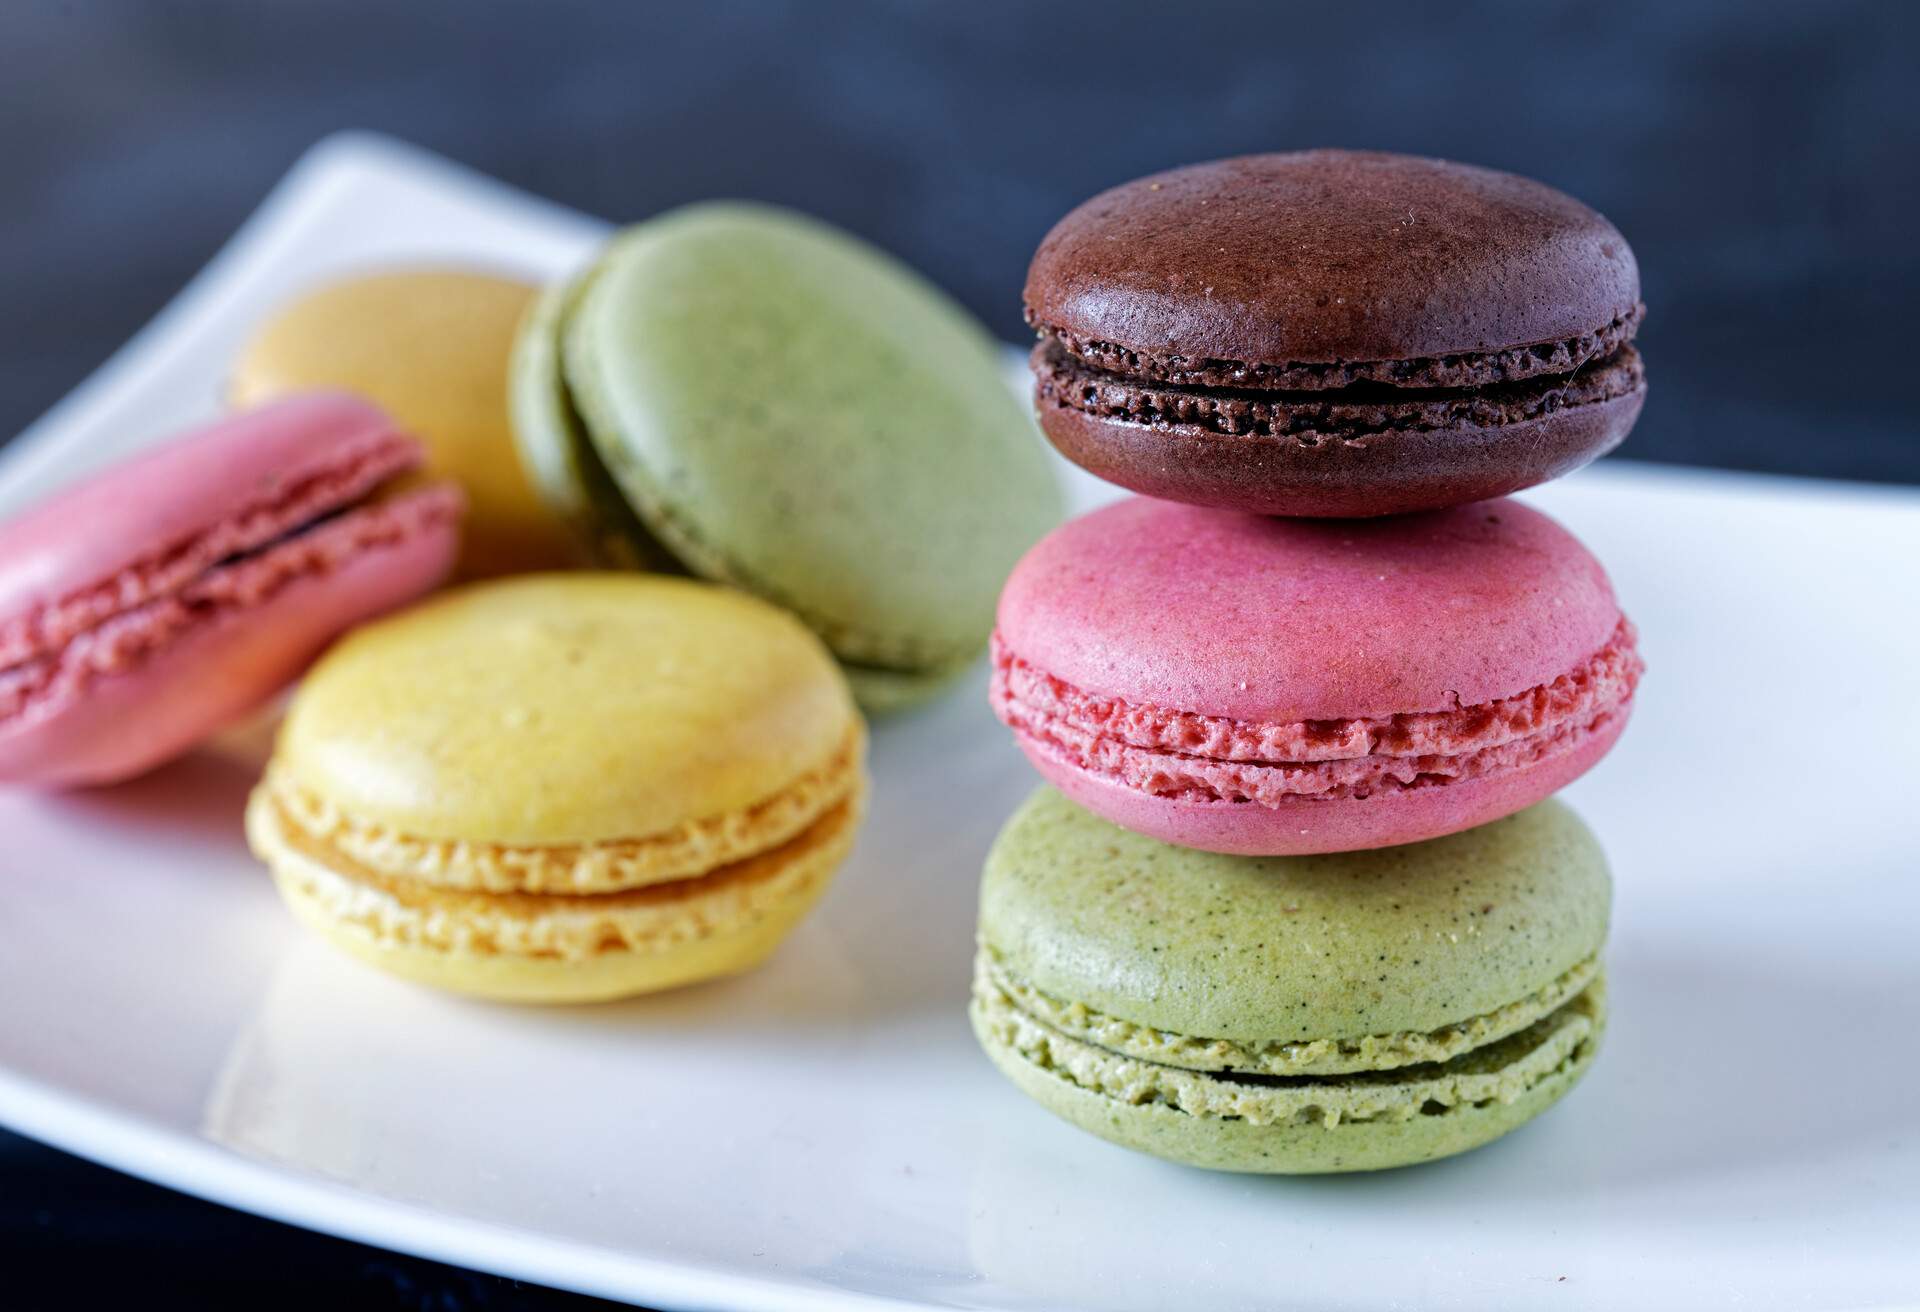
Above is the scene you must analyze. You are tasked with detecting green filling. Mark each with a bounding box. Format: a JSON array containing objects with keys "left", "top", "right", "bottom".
[
  {"left": 978, "top": 946, "right": 1601, "bottom": 1078},
  {"left": 974, "top": 959, "right": 1605, "bottom": 1130}
]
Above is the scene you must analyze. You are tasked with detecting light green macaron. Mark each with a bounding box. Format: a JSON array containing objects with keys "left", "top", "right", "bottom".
[
  {"left": 508, "top": 266, "right": 676, "bottom": 573},
  {"left": 972, "top": 789, "right": 1611, "bottom": 1174},
  {"left": 510, "top": 203, "right": 1064, "bottom": 711}
]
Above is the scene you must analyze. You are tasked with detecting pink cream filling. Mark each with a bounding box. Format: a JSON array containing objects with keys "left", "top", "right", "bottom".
[
  {"left": 990, "top": 620, "right": 1640, "bottom": 805},
  {"left": 0, "top": 486, "right": 460, "bottom": 724},
  {"left": 0, "top": 430, "right": 421, "bottom": 670}
]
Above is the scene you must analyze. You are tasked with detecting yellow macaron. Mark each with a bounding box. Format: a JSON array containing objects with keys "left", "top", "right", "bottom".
[
  {"left": 232, "top": 269, "right": 576, "bottom": 579},
  {"left": 245, "top": 574, "right": 867, "bottom": 1002}
]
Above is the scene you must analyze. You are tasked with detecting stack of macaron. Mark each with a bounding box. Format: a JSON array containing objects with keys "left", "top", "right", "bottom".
[
  {"left": 2, "top": 204, "right": 1063, "bottom": 1004},
  {"left": 972, "top": 150, "right": 1648, "bottom": 1173}
]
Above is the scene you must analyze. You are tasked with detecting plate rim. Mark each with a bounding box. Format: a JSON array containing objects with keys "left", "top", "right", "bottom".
[{"left": 0, "top": 1060, "right": 925, "bottom": 1311}]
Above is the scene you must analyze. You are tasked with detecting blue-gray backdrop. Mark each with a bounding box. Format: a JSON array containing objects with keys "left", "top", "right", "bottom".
[{"left": 5, "top": 1, "right": 1918, "bottom": 482}]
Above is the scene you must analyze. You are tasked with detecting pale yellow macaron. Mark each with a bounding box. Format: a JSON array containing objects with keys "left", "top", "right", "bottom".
[
  {"left": 232, "top": 269, "right": 576, "bottom": 579},
  {"left": 245, "top": 574, "right": 868, "bottom": 1002}
]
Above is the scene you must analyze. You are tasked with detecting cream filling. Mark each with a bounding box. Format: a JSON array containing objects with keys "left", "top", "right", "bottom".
[
  {"left": 974, "top": 959, "right": 1604, "bottom": 1129},
  {"left": 978, "top": 948, "right": 1600, "bottom": 1077},
  {"left": 261, "top": 725, "right": 864, "bottom": 895},
  {"left": 248, "top": 786, "right": 862, "bottom": 962}
]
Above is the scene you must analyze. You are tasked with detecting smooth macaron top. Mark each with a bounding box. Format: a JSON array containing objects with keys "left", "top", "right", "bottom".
[
  {"left": 273, "top": 573, "right": 859, "bottom": 846},
  {"left": 0, "top": 392, "right": 412, "bottom": 651},
  {"left": 1025, "top": 150, "right": 1640, "bottom": 372},
  {"left": 232, "top": 268, "right": 575, "bottom": 578},
  {"left": 996, "top": 496, "right": 1621, "bottom": 724},
  {"left": 979, "top": 788, "right": 1610, "bottom": 1045},
  {"left": 561, "top": 202, "right": 1062, "bottom": 675}
]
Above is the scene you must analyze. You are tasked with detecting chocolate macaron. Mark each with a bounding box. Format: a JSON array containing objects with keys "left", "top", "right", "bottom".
[{"left": 1025, "top": 150, "right": 1647, "bottom": 516}]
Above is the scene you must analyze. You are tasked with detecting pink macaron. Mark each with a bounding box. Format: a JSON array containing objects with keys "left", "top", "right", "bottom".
[
  {"left": 0, "top": 392, "right": 463, "bottom": 787},
  {"left": 991, "top": 497, "right": 1641, "bottom": 855}
]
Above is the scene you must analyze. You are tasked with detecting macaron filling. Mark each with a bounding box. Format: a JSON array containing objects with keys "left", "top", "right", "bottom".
[
  {"left": 253, "top": 786, "right": 862, "bottom": 962},
  {"left": 1031, "top": 304, "right": 1644, "bottom": 393},
  {"left": 990, "top": 620, "right": 1640, "bottom": 807},
  {"left": 249, "top": 713, "right": 867, "bottom": 963},
  {"left": 0, "top": 435, "right": 459, "bottom": 727},
  {"left": 974, "top": 959, "right": 1604, "bottom": 1130},
  {"left": 978, "top": 946, "right": 1601, "bottom": 1078},
  {"left": 258, "top": 725, "right": 866, "bottom": 895},
  {"left": 1034, "top": 340, "right": 1644, "bottom": 445}
]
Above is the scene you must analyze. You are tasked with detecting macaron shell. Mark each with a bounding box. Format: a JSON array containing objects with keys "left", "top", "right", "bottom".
[
  {"left": 507, "top": 268, "right": 677, "bottom": 570},
  {"left": 1034, "top": 381, "right": 1645, "bottom": 518},
  {"left": 1024, "top": 150, "right": 1640, "bottom": 367},
  {"left": 232, "top": 269, "right": 576, "bottom": 578},
  {"left": 1013, "top": 706, "right": 1627, "bottom": 855},
  {"left": 281, "top": 884, "right": 826, "bottom": 1003},
  {"left": 978, "top": 789, "right": 1610, "bottom": 1045},
  {"left": 281, "top": 880, "right": 829, "bottom": 1003},
  {"left": 272, "top": 573, "right": 860, "bottom": 846},
  {"left": 976, "top": 1003, "right": 1603, "bottom": 1174},
  {"left": 561, "top": 202, "right": 1063, "bottom": 676},
  {"left": 997, "top": 497, "right": 1621, "bottom": 723},
  {"left": 0, "top": 392, "right": 402, "bottom": 625},
  {"left": 0, "top": 504, "right": 459, "bottom": 786}
]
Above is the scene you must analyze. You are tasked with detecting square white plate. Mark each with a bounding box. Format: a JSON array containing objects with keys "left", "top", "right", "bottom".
[{"left": 2, "top": 133, "right": 1917, "bottom": 1312}]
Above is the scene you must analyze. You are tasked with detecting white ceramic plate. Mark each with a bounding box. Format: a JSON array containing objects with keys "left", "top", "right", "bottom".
[{"left": 2, "top": 133, "right": 1917, "bottom": 1312}]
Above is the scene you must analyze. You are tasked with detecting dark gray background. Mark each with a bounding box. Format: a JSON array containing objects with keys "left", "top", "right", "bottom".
[
  {"left": 6, "top": 1, "right": 1920, "bottom": 483},
  {"left": 2, "top": 2, "right": 1916, "bottom": 1308}
]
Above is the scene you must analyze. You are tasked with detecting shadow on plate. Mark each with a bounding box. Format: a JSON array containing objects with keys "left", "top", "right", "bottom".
[{"left": 34, "top": 744, "right": 264, "bottom": 855}]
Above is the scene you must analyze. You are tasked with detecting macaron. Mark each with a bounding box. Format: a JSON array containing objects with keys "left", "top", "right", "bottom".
[
  {"left": 508, "top": 267, "right": 676, "bottom": 572},
  {"left": 991, "top": 496, "right": 1640, "bottom": 855},
  {"left": 510, "top": 203, "right": 1065, "bottom": 710},
  {"left": 0, "top": 394, "right": 461, "bottom": 787},
  {"left": 232, "top": 268, "right": 577, "bottom": 578},
  {"left": 245, "top": 573, "right": 867, "bottom": 1003},
  {"left": 972, "top": 788, "right": 1610, "bottom": 1173},
  {"left": 1025, "top": 150, "right": 1647, "bottom": 517}
]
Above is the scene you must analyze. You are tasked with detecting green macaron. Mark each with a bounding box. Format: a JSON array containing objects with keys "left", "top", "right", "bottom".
[
  {"left": 971, "top": 789, "right": 1611, "bottom": 1174},
  {"left": 507, "top": 265, "right": 675, "bottom": 573},
  {"left": 510, "top": 203, "right": 1064, "bottom": 711}
]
